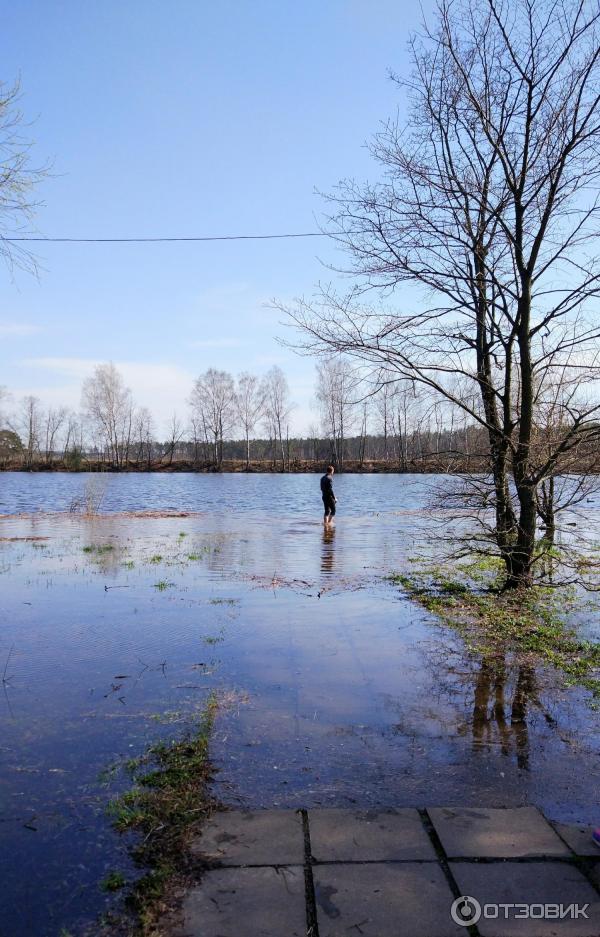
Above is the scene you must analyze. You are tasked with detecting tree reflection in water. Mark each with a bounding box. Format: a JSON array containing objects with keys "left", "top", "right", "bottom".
[
  {"left": 471, "top": 657, "right": 556, "bottom": 770},
  {"left": 414, "top": 637, "right": 562, "bottom": 774}
]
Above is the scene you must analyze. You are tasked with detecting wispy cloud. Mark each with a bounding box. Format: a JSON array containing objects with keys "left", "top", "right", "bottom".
[
  {"left": 21, "top": 357, "right": 96, "bottom": 378},
  {"left": 0, "top": 322, "right": 41, "bottom": 337},
  {"left": 19, "top": 357, "right": 196, "bottom": 427}
]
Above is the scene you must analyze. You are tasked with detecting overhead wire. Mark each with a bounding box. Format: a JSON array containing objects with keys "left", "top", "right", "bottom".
[{"left": 2, "top": 231, "right": 330, "bottom": 244}]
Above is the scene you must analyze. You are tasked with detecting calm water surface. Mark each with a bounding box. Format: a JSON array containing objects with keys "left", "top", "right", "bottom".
[
  {"left": 0, "top": 470, "right": 432, "bottom": 516},
  {"left": 1, "top": 473, "right": 599, "bottom": 937}
]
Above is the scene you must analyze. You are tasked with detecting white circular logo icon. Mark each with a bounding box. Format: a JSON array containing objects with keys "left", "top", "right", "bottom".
[{"left": 451, "top": 895, "right": 482, "bottom": 926}]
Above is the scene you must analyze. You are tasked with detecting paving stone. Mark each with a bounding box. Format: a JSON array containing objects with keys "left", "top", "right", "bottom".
[
  {"left": 308, "top": 807, "right": 436, "bottom": 862},
  {"left": 179, "top": 866, "right": 306, "bottom": 937},
  {"left": 429, "top": 807, "right": 571, "bottom": 858},
  {"left": 450, "top": 861, "right": 600, "bottom": 937},
  {"left": 552, "top": 822, "right": 600, "bottom": 857},
  {"left": 314, "top": 861, "right": 464, "bottom": 937},
  {"left": 588, "top": 861, "right": 600, "bottom": 891},
  {"left": 189, "top": 809, "right": 305, "bottom": 866}
]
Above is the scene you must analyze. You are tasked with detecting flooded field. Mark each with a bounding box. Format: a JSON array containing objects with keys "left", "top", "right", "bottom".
[{"left": 1, "top": 473, "right": 600, "bottom": 936}]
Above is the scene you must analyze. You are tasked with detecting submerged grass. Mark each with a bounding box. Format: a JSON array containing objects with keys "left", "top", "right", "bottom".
[
  {"left": 101, "top": 871, "right": 127, "bottom": 893},
  {"left": 152, "top": 580, "right": 174, "bottom": 591},
  {"left": 104, "top": 695, "right": 218, "bottom": 935},
  {"left": 390, "top": 563, "right": 600, "bottom": 701}
]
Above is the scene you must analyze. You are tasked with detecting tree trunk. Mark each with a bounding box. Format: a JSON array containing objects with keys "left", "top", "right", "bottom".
[
  {"left": 538, "top": 476, "right": 556, "bottom": 547},
  {"left": 506, "top": 282, "right": 536, "bottom": 589}
]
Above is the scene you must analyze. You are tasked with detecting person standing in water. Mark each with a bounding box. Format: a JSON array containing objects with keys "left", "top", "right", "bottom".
[{"left": 320, "top": 465, "right": 337, "bottom": 525}]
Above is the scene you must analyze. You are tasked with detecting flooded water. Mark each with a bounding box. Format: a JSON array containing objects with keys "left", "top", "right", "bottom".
[
  {"left": 0, "top": 469, "right": 433, "bottom": 517},
  {"left": 1, "top": 474, "right": 600, "bottom": 937}
]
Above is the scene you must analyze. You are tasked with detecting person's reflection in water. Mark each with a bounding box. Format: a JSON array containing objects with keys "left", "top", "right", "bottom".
[{"left": 321, "top": 523, "right": 336, "bottom": 576}]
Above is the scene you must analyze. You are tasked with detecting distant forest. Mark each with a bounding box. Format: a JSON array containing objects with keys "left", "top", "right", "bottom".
[
  {"left": 0, "top": 361, "right": 490, "bottom": 472},
  {"left": 0, "top": 428, "right": 489, "bottom": 473},
  {"left": 2, "top": 360, "right": 598, "bottom": 473}
]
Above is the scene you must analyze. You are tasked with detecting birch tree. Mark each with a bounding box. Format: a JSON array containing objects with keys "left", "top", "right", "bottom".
[
  {"left": 7, "top": 395, "right": 41, "bottom": 467},
  {"left": 189, "top": 369, "right": 236, "bottom": 466},
  {"left": 235, "top": 372, "right": 266, "bottom": 469},
  {"left": 62, "top": 412, "right": 83, "bottom": 466},
  {"left": 134, "top": 407, "right": 155, "bottom": 467},
  {"left": 43, "top": 406, "right": 68, "bottom": 464},
  {"left": 263, "top": 366, "right": 292, "bottom": 470},
  {"left": 374, "top": 383, "right": 394, "bottom": 462},
  {"left": 163, "top": 413, "right": 184, "bottom": 466},
  {"left": 81, "top": 363, "right": 134, "bottom": 468},
  {"left": 315, "top": 358, "right": 359, "bottom": 470}
]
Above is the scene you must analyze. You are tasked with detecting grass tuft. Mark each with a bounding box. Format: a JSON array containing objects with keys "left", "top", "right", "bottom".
[
  {"left": 392, "top": 563, "right": 600, "bottom": 700},
  {"left": 101, "top": 871, "right": 127, "bottom": 893},
  {"left": 105, "top": 695, "right": 218, "bottom": 933},
  {"left": 152, "top": 580, "right": 174, "bottom": 591}
]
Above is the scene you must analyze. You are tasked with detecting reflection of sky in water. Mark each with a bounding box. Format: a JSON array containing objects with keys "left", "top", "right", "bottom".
[{"left": 0, "top": 475, "right": 599, "bottom": 936}]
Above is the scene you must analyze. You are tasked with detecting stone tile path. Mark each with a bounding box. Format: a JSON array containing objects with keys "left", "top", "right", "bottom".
[{"left": 173, "top": 807, "right": 600, "bottom": 937}]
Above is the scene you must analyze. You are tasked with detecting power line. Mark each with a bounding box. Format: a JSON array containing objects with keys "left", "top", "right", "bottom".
[{"left": 2, "top": 230, "right": 329, "bottom": 244}]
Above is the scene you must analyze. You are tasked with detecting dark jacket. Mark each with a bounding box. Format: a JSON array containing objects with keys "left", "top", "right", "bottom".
[{"left": 320, "top": 474, "right": 334, "bottom": 499}]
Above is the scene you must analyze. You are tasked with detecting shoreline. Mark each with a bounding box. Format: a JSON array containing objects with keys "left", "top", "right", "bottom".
[
  {"left": 0, "top": 509, "right": 204, "bottom": 523},
  {"left": 0, "top": 457, "right": 487, "bottom": 475}
]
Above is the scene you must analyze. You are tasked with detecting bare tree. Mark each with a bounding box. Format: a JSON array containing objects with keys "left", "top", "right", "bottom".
[
  {"left": 530, "top": 361, "right": 600, "bottom": 552},
  {"left": 391, "top": 380, "right": 422, "bottom": 470},
  {"left": 357, "top": 401, "right": 370, "bottom": 467},
  {"left": 134, "top": 406, "right": 155, "bottom": 468},
  {"left": 373, "top": 382, "right": 394, "bottom": 462},
  {"left": 0, "top": 80, "right": 47, "bottom": 274},
  {"left": 282, "top": 0, "right": 600, "bottom": 588},
  {"left": 163, "top": 412, "right": 184, "bottom": 466},
  {"left": 62, "top": 411, "right": 83, "bottom": 467},
  {"left": 235, "top": 372, "right": 266, "bottom": 469},
  {"left": 42, "top": 406, "right": 68, "bottom": 464},
  {"left": 189, "top": 369, "right": 236, "bottom": 466},
  {"left": 81, "top": 363, "right": 134, "bottom": 468},
  {"left": 263, "top": 366, "right": 292, "bottom": 470},
  {"left": 8, "top": 395, "right": 41, "bottom": 468},
  {"left": 315, "top": 357, "right": 359, "bottom": 470},
  {"left": 189, "top": 414, "right": 210, "bottom": 465}
]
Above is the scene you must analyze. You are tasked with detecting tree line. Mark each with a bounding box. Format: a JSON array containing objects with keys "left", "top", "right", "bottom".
[{"left": 0, "top": 361, "right": 495, "bottom": 472}]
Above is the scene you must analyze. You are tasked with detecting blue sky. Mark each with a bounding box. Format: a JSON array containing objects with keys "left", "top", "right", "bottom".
[{"left": 1, "top": 0, "right": 433, "bottom": 434}]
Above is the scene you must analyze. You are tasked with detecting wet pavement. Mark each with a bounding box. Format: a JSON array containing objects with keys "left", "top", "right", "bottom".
[{"left": 173, "top": 807, "right": 600, "bottom": 937}]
